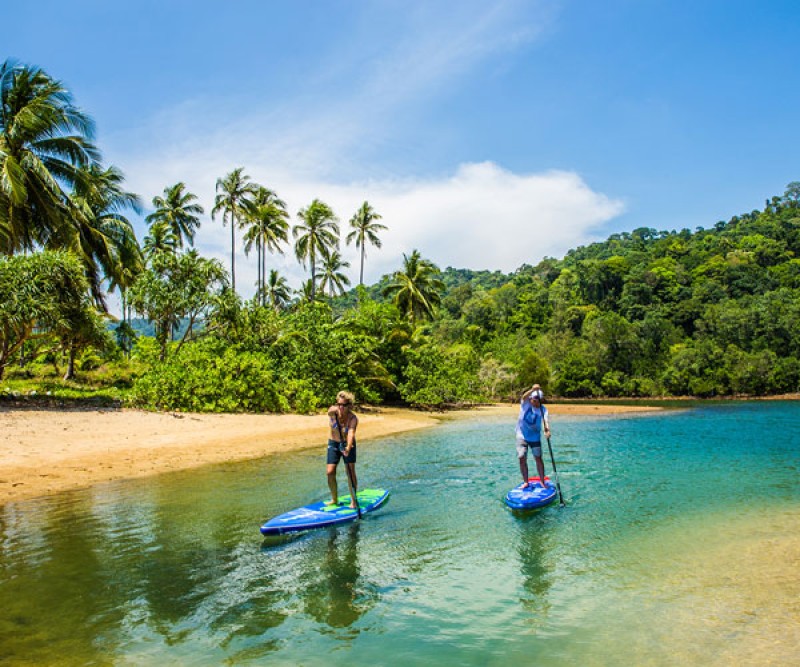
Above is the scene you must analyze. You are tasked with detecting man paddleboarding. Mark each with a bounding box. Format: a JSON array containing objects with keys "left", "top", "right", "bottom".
[{"left": 515, "top": 385, "right": 550, "bottom": 489}]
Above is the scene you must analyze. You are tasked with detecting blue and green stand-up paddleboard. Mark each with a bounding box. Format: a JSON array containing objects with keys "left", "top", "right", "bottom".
[
  {"left": 260, "top": 488, "right": 390, "bottom": 535},
  {"left": 505, "top": 477, "right": 557, "bottom": 510}
]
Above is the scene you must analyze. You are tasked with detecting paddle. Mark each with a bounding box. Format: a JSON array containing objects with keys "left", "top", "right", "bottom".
[
  {"left": 334, "top": 415, "right": 362, "bottom": 519},
  {"left": 544, "top": 433, "right": 566, "bottom": 507}
]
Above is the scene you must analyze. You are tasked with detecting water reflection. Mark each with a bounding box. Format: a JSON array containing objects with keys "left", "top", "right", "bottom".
[
  {"left": 300, "top": 522, "right": 376, "bottom": 631},
  {"left": 0, "top": 495, "right": 129, "bottom": 665},
  {"left": 514, "top": 513, "right": 554, "bottom": 617}
]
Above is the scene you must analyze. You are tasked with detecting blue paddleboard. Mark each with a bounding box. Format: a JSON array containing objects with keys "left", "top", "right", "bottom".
[
  {"left": 260, "top": 488, "right": 389, "bottom": 535},
  {"left": 505, "top": 477, "right": 557, "bottom": 510}
]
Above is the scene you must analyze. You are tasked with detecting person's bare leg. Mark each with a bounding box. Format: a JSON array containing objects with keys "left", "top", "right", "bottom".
[
  {"left": 534, "top": 455, "right": 546, "bottom": 486},
  {"left": 327, "top": 463, "right": 338, "bottom": 504},
  {"left": 346, "top": 463, "right": 358, "bottom": 508}
]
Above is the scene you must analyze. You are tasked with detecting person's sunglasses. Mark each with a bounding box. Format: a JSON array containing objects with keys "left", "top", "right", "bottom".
[{"left": 337, "top": 402, "right": 350, "bottom": 407}]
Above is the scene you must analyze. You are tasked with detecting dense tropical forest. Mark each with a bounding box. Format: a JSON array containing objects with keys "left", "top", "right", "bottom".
[{"left": 3, "top": 58, "right": 800, "bottom": 410}]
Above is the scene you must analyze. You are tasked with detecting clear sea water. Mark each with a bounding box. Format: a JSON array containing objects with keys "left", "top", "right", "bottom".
[{"left": 1, "top": 402, "right": 798, "bottom": 666}]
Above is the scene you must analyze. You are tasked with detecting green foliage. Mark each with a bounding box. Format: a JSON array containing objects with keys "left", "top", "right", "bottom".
[
  {"left": 398, "top": 343, "right": 484, "bottom": 407},
  {"left": 272, "top": 301, "right": 384, "bottom": 406},
  {"left": 59, "top": 306, "right": 114, "bottom": 380},
  {"left": 207, "top": 294, "right": 282, "bottom": 350},
  {"left": 0, "top": 251, "right": 95, "bottom": 379},
  {"left": 337, "top": 295, "right": 405, "bottom": 399},
  {"left": 552, "top": 341, "right": 601, "bottom": 397},
  {"left": 516, "top": 349, "right": 551, "bottom": 394},
  {"left": 128, "top": 249, "right": 228, "bottom": 360},
  {"left": 662, "top": 341, "right": 729, "bottom": 396},
  {"left": 383, "top": 250, "right": 445, "bottom": 325},
  {"left": 114, "top": 320, "right": 138, "bottom": 354},
  {"left": 0, "top": 60, "right": 100, "bottom": 256},
  {"left": 478, "top": 355, "right": 516, "bottom": 398},
  {"left": 129, "top": 337, "right": 308, "bottom": 413},
  {"left": 0, "top": 355, "right": 137, "bottom": 406}
]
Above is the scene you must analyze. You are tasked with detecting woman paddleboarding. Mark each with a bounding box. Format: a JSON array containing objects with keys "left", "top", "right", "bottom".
[{"left": 327, "top": 390, "right": 359, "bottom": 510}]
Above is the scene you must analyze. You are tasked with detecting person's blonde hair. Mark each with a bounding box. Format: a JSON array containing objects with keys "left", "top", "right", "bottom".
[{"left": 337, "top": 391, "right": 355, "bottom": 405}]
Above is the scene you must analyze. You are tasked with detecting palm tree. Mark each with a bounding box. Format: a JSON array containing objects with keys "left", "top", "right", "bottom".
[
  {"left": 264, "top": 269, "right": 292, "bottom": 312},
  {"left": 317, "top": 251, "right": 351, "bottom": 297},
  {"left": 110, "top": 265, "right": 139, "bottom": 341},
  {"left": 298, "top": 278, "right": 315, "bottom": 303},
  {"left": 382, "top": 249, "right": 445, "bottom": 326},
  {"left": 211, "top": 168, "right": 257, "bottom": 291},
  {"left": 0, "top": 59, "right": 99, "bottom": 255},
  {"left": 146, "top": 182, "right": 203, "bottom": 249},
  {"left": 143, "top": 221, "right": 179, "bottom": 258},
  {"left": 293, "top": 199, "right": 339, "bottom": 301},
  {"left": 346, "top": 201, "right": 386, "bottom": 285},
  {"left": 243, "top": 187, "right": 289, "bottom": 305},
  {"left": 69, "top": 163, "right": 143, "bottom": 309}
]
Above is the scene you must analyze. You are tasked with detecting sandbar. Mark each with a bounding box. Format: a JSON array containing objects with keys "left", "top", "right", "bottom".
[{"left": 0, "top": 402, "right": 657, "bottom": 505}]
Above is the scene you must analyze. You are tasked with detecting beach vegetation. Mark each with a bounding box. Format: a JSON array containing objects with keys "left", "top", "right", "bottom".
[
  {"left": 346, "top": 201, "right": 385, "bottom": 286},
  {"left": 293, "top": 199, "right": 339, "bottom": 302},
  {"left": 212, "top": 168, "right": 258, "bottom": 291},
  {"left": 129, "top": 337, "right": 296, "bottom": 413},
  {"left": 145, "top": 182, "right": 204, "bottom": 250},
  {"left": 316, "top": 250, "right": 351, "bottom": 297},
  {"left": 127, "top": 249, "right": 228, "bottom": 361},
  {"left": 383, "top": 249, "right": 445, "bottom": 326},
  {"left": 0, "top": 251, "right": 94, "bottom": 380},
  {"left": 242, "top": 187, "right": 289, "bottom": 307},
  {"left": 0, "top": 60, "right": 99, "bottom": 255}
]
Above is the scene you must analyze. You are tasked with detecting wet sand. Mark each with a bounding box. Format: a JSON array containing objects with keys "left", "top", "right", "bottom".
[{"left": 0, "top": 402, "right": 656, "bottom": 505}]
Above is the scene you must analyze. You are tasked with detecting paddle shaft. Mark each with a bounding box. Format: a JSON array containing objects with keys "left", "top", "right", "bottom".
[
  {"left": 335, "top": 415, "right": 362, "bottom": 519},
  {"left": 544, "top": 433, "right": 566, "bottom": 506}
]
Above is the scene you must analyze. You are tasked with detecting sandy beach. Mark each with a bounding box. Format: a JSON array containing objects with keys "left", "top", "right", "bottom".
[{"left": 0, "top": 402, "right": 657, "bottom": 505}]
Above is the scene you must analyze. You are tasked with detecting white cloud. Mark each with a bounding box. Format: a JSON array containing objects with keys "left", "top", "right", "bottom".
[
  {"left": 366, "top": 162, "right": 625, "bottom": 275},
  {"left": 117, "top": 155, "right": 623, "bottom": 301}
]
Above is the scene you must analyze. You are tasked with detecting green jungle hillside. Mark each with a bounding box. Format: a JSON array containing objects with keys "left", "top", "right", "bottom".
[{"left": 417, "top": 188, "right": 800, "bottom": 399}]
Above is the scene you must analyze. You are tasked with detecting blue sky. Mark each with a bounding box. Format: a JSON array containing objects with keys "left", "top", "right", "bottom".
[{"left": 6, "top": 0, "right": 800, "bottom": 302}]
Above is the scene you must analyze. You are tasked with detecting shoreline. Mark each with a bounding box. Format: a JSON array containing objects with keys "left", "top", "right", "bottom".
[{"left": 0, "top": 403, "right": 657, "bottom": 505}]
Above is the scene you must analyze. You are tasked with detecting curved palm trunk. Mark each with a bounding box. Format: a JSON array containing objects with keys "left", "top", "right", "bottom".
[{"left": 360, "top": 244, "right": 365, "bottom": 285}]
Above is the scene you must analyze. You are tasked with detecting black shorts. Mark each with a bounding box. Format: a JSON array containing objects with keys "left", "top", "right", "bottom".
[{"left": 327, "top": 439, "right": 356, "bottom": 464}]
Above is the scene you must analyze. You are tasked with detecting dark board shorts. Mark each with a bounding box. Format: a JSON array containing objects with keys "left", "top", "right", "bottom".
[{"left": 327, "top": 439, "right": 357, "bottom": 464}]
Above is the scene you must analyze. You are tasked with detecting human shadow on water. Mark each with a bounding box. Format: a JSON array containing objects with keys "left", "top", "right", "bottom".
[
  {"left": 300, "top": 521, "right": 377, "bottom": 632},
  {"left": 513, "top": 510, "right": 555, "bottom": 617}
]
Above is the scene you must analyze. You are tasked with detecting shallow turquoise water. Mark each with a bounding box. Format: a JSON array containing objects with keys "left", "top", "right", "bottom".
[{"left": 1, "top": 402, "right": 799, "bottom": 665}]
